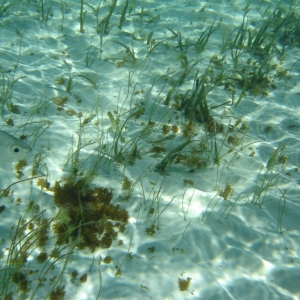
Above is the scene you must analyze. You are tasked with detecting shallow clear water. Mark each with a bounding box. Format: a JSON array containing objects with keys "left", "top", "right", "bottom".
[{"left": 0, "top": 0, "right": 300, "bottom": 299}]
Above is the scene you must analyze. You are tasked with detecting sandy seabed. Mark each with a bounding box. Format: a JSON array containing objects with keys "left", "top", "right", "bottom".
[{"left": 0, "top": 0, "right": 300, "bottom": 299}]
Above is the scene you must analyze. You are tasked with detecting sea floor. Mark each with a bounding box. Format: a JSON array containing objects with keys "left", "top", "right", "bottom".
[{"left": 0, "top": 0, "right": 300, "bottom": 299}]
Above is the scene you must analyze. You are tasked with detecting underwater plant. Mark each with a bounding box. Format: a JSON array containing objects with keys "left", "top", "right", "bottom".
[
  {"left": 0, "top": 201, "right": 73, "bottom": 300},
  {"left": 179, "top": 67, "right": 229, "bottom": 123},
  {"left": 252, "top": 143, "right": 288, "bottom": 208},
  {"left": 0, "top": 60, "right": 26, "bottom": 119},
  {"left": 107, "top": 108, "right": 145, "bottom": 163},
  {"left": 118, "top": 0, "right": 129, "bottom": 29},
  {"left": 155, "top": 139, "right": 194, "bottom": 173},
  {"left": 39, "top": 0, "right": 54, "bottom": 22},
  {"left": 178, "top": 277, "right": 192, "bottom": 292},
  {"left": 96, "top": 0, "right": 117, "bottom": 35},
  {"left": 79, "top": 0, "right": 86, "bottom": 33},
  {"left": 0, "top": 1, "right": 15, "bottom": 17},
  {"left": 52, "top": 180, "right": 129, "bottom": 251}
]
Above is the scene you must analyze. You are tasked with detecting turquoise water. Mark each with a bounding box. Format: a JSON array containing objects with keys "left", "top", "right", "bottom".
[{"left": 0, "top": 0, "right": 300, "bottom": 299}]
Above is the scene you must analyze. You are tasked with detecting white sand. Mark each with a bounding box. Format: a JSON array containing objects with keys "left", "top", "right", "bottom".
[{"left": 0, "top": 0, "right": 300, "bottom": 299}]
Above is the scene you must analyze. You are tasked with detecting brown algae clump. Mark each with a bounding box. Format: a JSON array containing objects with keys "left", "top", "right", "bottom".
[
  {"left": 53, "top": 180, "right": 129, "bottom": 251},
  {"left": 178, "top": 277, "right": 192, "bottom": 291}
]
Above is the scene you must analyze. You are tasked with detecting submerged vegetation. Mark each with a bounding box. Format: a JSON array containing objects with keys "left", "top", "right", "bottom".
[
  {"left": 53, "top": 180, "right": 129, "bottom": 251},
  {"left": 0, "top": 0, "right": 299, "bottom": 298}
]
